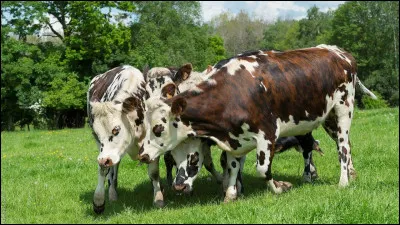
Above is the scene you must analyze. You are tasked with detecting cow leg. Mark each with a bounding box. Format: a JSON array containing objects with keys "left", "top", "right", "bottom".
[
  {"left": 220, "top": 151, "right": 228, "bottom": 192},
  {"left": 220, "top": 152, "right": 245, "bottom": 196},
  {"left": 309, "top": 155, "right": 318, "bottom": 180},
  {"left": 256, "top": 138, "right": 292, "bottom": 194},
  {"left": 164, "top": 151, "right": 175, "bottom": 187},
  {"left": 323, "top": 102, "right": 354, "bottom": 187},
  {"left": 302, "top": 148, "right": 318, "bottom": 182},
  {"left": 236, "top": 155, "right": 246, "bottom": 196},
  {"left": 222, "top": 152, "right": 241, "bottom": 203},
  {"left": 347, "top": 151, "right": 356, "bottom": 179},
  {"left": 148, "top": 156, "right": 165, "bottom": 208},
  {"left": 108, "top": 162, "right": 119, "bottom": 201},
  {"left": 202, "top": 143, "right": 223, "bottom": 184},
  {"left": 93, "top": 166, "right": 109, "bottom": 214}
]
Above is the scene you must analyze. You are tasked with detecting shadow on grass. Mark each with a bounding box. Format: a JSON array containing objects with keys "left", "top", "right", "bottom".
[{"left": 79, "top": 171, "right": 336, "bottom": 218}]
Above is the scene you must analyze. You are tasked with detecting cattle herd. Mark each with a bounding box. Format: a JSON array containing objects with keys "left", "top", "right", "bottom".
[{"left": 87, "top": 44, "right": 377, "bottom": 213}]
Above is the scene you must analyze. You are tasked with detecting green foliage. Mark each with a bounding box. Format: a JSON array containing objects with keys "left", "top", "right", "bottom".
[
  {"left": 361, "top": 91, "right": 388, "bottom": 109},
  {"left": 298, "top": 6, "right": 334, "bottom": 47},
  {"left": 127, "top": 1, "right": 223, "bottom": 71},
  {"left": 263, "top": 19, "right": 302, "bottom": 50},
  {"left": 205, "top": 35, "right": 227, "bottom": 65},
  {"left": 1, "top": 34, "right": 43, "bottom": 130},
  {"left": 210, "top": 10, "right": 266, "bottom": 56},
  {"left": 1, "top": 1, "right": 136, "bottom": 130},
  {"left": 329, "top": 1, "right": 399, "bottom": 106},
  {"left": 42, "top": 73, "right": 86, "bottom": 110},
  {"left": 64, "top": 2, "right": 134, "bottom": 77},
  {"left": 263, "top": 6, "right": 333, "bottom": 51}
]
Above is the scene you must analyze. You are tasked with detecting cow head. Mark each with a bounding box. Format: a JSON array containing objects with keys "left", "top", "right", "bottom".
[
  {"left": 169, "top": 138, "right": 205, "bottom": 194},
  {"left": 145, "top": 71, "right": 177, "bottom": 100},
  {"left": 138, "top": 97, "right": 193, "bottom": 164},
  {"left": 294, "top": 134, "right": 324, "bottom": 156},
  {"left": 90, "top": 96, "right": 142, "bottom": 168}
]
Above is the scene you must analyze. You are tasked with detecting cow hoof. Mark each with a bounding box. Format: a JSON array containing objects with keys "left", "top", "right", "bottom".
[
  {"left": 338, "top": 178, "right": 350, "bottom": 188},
  {"left": 311, "top": 171, "right": 319, "bottom": 180},
  {"left": 278, "top": 181, "right": 292, "bottom": 191},
  {"left": 303, "top": 171, "right": 318, "bottom": 183},
  {"left": 303, "top": 173, "right": 312, "bottom": 183},
  {"left": 269, "top": 180, "right": 292, "bottom": 194},
  {"left": 109, "top": 189, "right": 118, "bottom": 202},
  {"left": 154, "top": 200, "right": 165, "bottom": 208},
  {"left": 93, "top": 201, "right": 105, "bottom": 214},
  {"left": 223, "top": 196, "right": 237, "bottom": 203}
]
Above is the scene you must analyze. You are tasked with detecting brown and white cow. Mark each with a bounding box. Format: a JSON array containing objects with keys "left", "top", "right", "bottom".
[
  {"left": 162, "top": 65, "right": 324, "bottom": 193},
  {"left": 137, "top": 45, "right": 377, "bottom": 202}
]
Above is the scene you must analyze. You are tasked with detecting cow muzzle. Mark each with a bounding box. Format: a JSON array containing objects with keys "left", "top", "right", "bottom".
[
  {"left": 173, "top": 183, "right": 192, "bottom": 194},
  {"left": 138, "top": 144, "right": 156, "bottom": 164},
  {"left": 98, "top": 157, "right": 113, "bottom": 168},
  {"left": 138, "top": 153, "right": 151, "bottom": 164}
]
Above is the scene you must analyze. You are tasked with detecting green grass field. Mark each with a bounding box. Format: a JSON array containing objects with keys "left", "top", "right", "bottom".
[{"left": 1, "top": 107, "right": 399, "bottom": 223}]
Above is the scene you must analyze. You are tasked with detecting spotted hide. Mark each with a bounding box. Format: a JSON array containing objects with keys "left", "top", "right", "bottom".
[
  {"left": 138, "top": 45, "right": 377, "bottom": 203},
  {"left": 166, "top": 65, "right": 322, "bottom": 194},
  {"left": 88, "top": 65, "right": 166, "bottom": 214}
]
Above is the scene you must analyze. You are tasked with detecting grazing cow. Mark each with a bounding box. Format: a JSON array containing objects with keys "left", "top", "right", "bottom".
[
  {"left": 88, "top": 65, "right": 167, "bottom": 214},
  {"left": 137, "top": 45, "right": 377, "bottom": 203}
]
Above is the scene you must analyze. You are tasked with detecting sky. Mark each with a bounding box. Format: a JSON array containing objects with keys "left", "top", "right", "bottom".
[{"left": 200, "top": 1, "right": 345, "bottom": 22}]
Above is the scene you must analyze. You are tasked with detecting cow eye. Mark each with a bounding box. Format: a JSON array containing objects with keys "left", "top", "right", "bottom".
[{"left": 112, "top": 126, "right": 121, "bottom": 136}]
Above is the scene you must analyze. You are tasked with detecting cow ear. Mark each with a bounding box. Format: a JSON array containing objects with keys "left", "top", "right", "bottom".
[
  {"left": 122, "top": 96, "right": 140, "bottom": 113},
  {"left": 171, "top": 97, "right": 187, "bottom": 116},
  {"left": 173, "top": 63, "right": 192, "bottom": 84},
  {"left": 161, "top": 83, "right": 177, "bottom": 99}
]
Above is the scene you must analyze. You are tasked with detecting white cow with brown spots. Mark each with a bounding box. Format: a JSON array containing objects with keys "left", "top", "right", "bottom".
[{"left": 88, "top": 65, "right": 167, "bottom": 213}]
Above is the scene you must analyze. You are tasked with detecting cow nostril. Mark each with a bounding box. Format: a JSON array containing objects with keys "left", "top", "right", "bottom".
[
  {"left": 105, "top": 158, "right": 111, "bottom": 166},
  {"left": 139, "top": 154, "right": 150, "bottom": 163}
]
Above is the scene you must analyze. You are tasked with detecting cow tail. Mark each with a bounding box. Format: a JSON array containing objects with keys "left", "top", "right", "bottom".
[{"left": 356, "top": 76, "right": 378, "bottom": 100}]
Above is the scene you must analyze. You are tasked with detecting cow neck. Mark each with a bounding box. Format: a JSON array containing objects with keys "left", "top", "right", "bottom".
[{"left": 168, "top": 80, "right": 225, "bottom": 138}]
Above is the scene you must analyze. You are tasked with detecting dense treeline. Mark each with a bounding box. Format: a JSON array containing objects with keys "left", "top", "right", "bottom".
[{"left": 1, "top": 1, "right": 398, "bottom": 131}]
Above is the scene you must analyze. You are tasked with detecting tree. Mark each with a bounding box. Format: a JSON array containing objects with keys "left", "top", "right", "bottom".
[
  {"left": 210, "top": 10, "right": 267, "bottom": 57},
  {"left": 42, "top": 72, "right": 87, "bottom": 129},
  {"left": 298, "top": 6, "right": 334, "bottom": 47},
  {"left": 1, "top": 1, "right": 137, "bottom": 130},
  {"left": 128, "top": 1, "right": 224, "bottom": 70},
  {"left": 262, "top": 19, "right": 302, "bottom": 50},
  {"left": 329, "top": 1, "right": 399, "bottom": 106}
]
